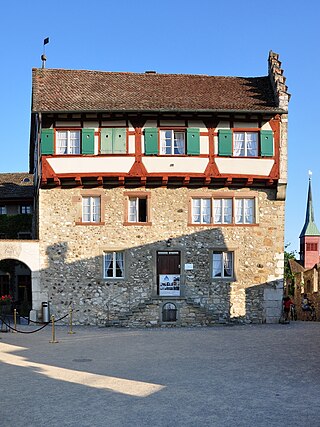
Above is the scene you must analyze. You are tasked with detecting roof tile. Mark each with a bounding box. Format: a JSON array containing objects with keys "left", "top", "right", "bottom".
[{"left": 32, "top": 69, "right": 281, "bottom": 113}]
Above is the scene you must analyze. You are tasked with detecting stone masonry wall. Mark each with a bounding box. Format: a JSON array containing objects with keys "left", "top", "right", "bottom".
[{"left": 38, "top": 186, "right": 285, "bottom": 326}]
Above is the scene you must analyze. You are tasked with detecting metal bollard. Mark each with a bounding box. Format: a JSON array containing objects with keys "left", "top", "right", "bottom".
[
  {"left": 13, "top": 309, "right": 17, "bottom": 333},
  {"left": 49, "top": 315, "right": 59, "bottom": 343},
  {"left": 68, "top": 307, "right": 75, "bottom": 334}
]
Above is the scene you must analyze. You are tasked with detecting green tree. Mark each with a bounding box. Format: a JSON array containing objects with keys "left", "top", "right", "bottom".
[{"left": 284, "top": 243, "right": 296, "bottom": 296}]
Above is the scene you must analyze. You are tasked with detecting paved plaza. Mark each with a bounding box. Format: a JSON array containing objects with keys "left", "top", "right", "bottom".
[{"left": 0, "top": 321, "right": 319, "bottom": 427}]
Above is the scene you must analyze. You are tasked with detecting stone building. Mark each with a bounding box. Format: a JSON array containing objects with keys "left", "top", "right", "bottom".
[
  {"left": 27, "top": 51, "right": 290, "bottom": 326},
  {"left": 290, "top": 176, "right": 320, "bottom": 319},
  {"left": 0, "top": 173, "right": 38, "bottom": 316}
]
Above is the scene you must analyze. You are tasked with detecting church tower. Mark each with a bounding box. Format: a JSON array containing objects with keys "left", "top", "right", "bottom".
[{"left": 299, "top": 175, "right": 320, "bottom": 268}]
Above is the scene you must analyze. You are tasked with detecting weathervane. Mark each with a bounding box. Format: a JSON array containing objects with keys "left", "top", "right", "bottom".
[
  {"left": 309, "top": 170, "right": 312, "bottom": 180},
  {"left": 41, "top": 37, "right": 49, "bottom": 69}
]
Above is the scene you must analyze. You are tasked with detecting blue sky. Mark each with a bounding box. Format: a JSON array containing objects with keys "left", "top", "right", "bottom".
[{"left": 0, "top": 0, "right": 319, "bottom": 253}]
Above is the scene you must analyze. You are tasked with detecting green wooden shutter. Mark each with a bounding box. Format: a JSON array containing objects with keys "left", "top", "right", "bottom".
[
  {"left": 144, "top": 128, "right": 158, "bottom": 155},
  {"left": 41, "top": 128, "right": 54, "bottom": 155},
  {"left": 113, "top": 128, "right": 126, "bottom": 153},
  {"left": 100, "top": 128, "right": 113, "bottom": 154},
  {"left": 218, "top": 129, "right": 232, "bottom": 156},
  {"left": 82, "top": 129, "right": 95, "bottom": 154},
  {"left": 186, "top": 128, "right": 200, "bottom": 155},
  {"left": 260, "top": 130, "right": 274, "bottom": 156}
]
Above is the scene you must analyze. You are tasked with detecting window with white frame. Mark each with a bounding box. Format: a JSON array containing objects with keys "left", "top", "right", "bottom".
[
  {"left": 213, "top": 199, "right": 232, "bottom": 224},
  {"left": 56, "top": 130, "right": 81, "bottom": 154},
  {"left": 128, "top": 196, "right": 148, "bottom": 223},
  {"left": 191, "top": 197, "right": 256, "bottom": 225},
  {"left": 235, "top": 198, "right": 255, "bottom": 224},
  {"left": 160, "top": 130, "right": 185, "bottom": 155},
  {"left": 103, "top": 251, "right": 124, "bottom": 278},
  {"left": 212, "top": 251, "right": 233, "bottom": 279},
  {"left": 82, "top": 196, "right": 101, "bottom": 223},
  {"left": 20, "top": 205, "right": 32, "bottom": 214},
  {"left": 192, "top": 198, "right": 211, "bottom": 224},
  {"left": 0, "top": 206, "right": 6, "bottom": 215},
  {"left": 233, "top": 132, "right": 258, "bottom": 157}
]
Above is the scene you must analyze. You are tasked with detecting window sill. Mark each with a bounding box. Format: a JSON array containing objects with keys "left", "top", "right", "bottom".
[
  {"left": 123, "top": 221, "right": 152, "bottom": 226},
  {"left": 188, "top": 223, "right": 258, "bottom": 227},
  {"left": 75, "top": 221, "right": 105, "bottom": 226}
]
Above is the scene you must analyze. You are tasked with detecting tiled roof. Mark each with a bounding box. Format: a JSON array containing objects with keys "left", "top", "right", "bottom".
[
  {"left": 288, "top": 259, "right": 305, "bottom": 274},
  {"left": 32, "top": 68, "right": 282, "bottom": 113},
  {"left": 0, "top": 173, "right": 34, "bottom": 199}
]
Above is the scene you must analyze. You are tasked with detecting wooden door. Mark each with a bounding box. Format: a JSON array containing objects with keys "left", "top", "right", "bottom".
[{"left": 157, "top": 251, "right": 181, "bottom": 296}]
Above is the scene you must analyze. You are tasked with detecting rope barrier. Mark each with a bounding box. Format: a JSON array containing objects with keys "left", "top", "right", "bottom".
[
  {"left": 18, "top": 314, "right": 45, "bottom": 325},
  {"left": 0, "top": 312, "right": 69, "bottom": 334}
]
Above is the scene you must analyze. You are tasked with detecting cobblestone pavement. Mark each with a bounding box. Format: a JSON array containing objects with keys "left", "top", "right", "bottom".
[{"left": 0, "top": 321, "right": 319, "bottom": 427}]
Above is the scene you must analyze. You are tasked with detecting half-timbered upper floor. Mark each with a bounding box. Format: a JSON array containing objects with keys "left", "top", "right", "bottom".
[{"left": 30, "top": 51, "right": 289, "bottom": 194}]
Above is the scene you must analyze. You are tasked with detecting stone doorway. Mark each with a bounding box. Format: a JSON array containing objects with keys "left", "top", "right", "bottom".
[
  {"left": 0, "top": 259, "right": 32, "bottom": 317},
  {"left": 157, "top": 251, "right": 181, "bottom": 296}
]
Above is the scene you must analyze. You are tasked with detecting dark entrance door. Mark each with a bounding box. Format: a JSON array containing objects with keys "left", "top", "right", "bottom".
[
  {"left": 157, "top": 251, "right": 181, "bottom": 296},
  {"left": 18, "top": 275, "right": 32, "bottom": 316}
]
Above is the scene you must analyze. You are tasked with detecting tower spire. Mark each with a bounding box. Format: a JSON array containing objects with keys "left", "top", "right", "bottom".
[{"left": 299, "top": 173, "right": 320, "bottom": 238}]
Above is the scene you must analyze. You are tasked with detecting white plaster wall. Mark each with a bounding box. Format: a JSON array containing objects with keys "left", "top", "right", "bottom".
[
  {"left": 128, "top": 135, "right": 135, "bottom": 154},
  {"left": 143, "top": 157, "right": 208, "bottom": 173},
  {"left": 261, "top": 122, "right": 272, "bottom": 131},
  {"left": 0, "top": 241, "right": 40, "bottom": 272},
  {"left": 0, "top": 240, "right": 46, "bottom": 311},
  {"left": 200, "top": 135, "right": 209, "bottom": 154},
  {"left": 48, "top": 157, "right": 135, "bottom": 174},
  {"left": 215, "top": 158, "right": 274, "bottom": 175}
]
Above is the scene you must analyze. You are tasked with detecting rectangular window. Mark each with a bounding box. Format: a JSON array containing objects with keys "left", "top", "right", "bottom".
[
  {"left": 192, "top": 198, "right": 211, "bottom": 224},
  {"left": 56, "top": 130, "right": 80, "bottom": 154},
  {"left": 212, "top": 251, "right": 233, "bottom": 278},
  {"left": 213, "top": 199, "right": 232, "bottom": 224},
  {"left": 103, "top": 251, "right": 124, "bottom": 279},
  {"left": 20, "top": 205, "right": 32, "bottom": 214},
  {"left": 0, "top": 206, "right": 6, "bottom": 215},
  {"left": 82, "top": 196, "right": 101, "bottom": 223},
  {"left": 128, "top": 197, "right": 148, "bottom": 223},
  {"left": 235, "top": 199, "right": 255, "bottom": 224},
  {"left": 306, "top": 243, "right": 318, "bottom": 251},
  {"left": 160, "top": 130, "right": 185, "bottom": 155},
  {"left": 191, "top": 197, "right": 256, "bottom": 225},
  {"left": 233, "top": 132, "right": 258, "bottom": 157}
]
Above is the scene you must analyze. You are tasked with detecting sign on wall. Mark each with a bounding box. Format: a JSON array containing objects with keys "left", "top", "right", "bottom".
[{"left": 159, "top": 274, "right": 180, "bottom": 296}]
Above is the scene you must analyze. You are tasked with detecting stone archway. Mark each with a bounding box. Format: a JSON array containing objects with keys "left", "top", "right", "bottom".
[
  {"left": 0, "top": 258, "right": 32, "bottom": 316},
  {"left": 0, "top": 241, "right": 43, "bottom": 315}
]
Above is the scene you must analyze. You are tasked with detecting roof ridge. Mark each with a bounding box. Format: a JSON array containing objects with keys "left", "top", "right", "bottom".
[{"left": 32, "top": 67, "right": 269, "bottom": 80}]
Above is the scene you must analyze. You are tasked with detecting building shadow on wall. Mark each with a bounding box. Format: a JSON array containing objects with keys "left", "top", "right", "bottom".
[{"left": 38, "top": 224, "right": 283, "bottom": 326}]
